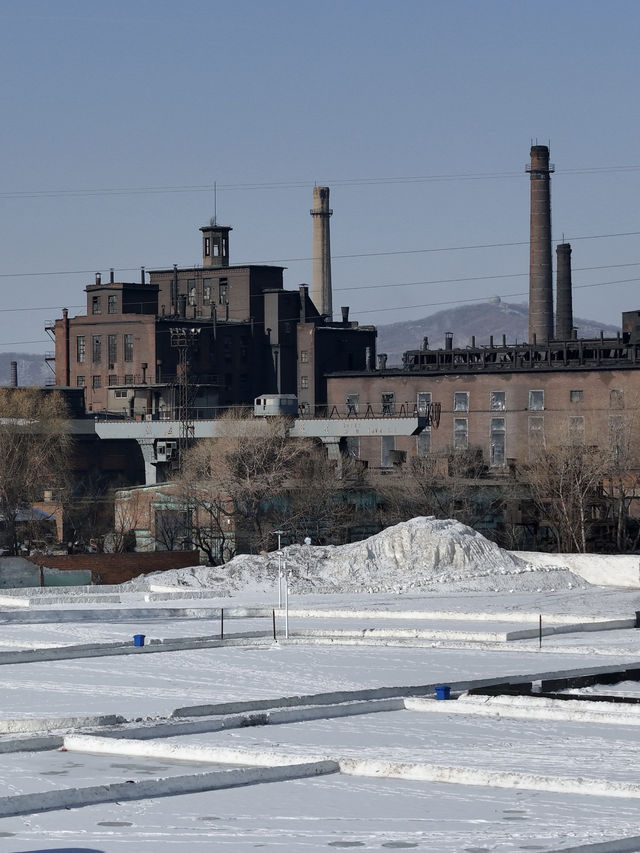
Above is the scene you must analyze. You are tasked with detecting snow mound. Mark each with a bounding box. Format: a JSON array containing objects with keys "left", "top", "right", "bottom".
[{"left": 127, "top": 517, "right": 588, "bottom": 596}]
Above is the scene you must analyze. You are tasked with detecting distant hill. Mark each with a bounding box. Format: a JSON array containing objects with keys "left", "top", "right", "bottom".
[
  {"left": 0, "top": 353, "right": 51, "bottom": 387},
  {"left": 376, "top": 300, "right": 621, "bottom": 366}
]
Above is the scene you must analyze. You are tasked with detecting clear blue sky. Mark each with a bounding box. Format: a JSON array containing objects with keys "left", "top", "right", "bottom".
[{"left": 1, "top": 0, "right": 639, "bottom": 354}]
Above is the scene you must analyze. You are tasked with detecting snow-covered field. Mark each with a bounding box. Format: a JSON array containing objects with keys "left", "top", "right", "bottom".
[{"left": 1, "top": 518, "right": 640, "bottom": 852}]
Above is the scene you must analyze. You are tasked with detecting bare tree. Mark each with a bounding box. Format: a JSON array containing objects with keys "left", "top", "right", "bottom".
[
  {"left": 0, "top": 389, "right": 71, "bottom": 554},
  {"left": 522, "top": 443, "right": 608, "bottom": 553}
]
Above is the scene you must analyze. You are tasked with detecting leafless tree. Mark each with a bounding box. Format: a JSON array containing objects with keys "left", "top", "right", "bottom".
[{"left": 0, "top": 389, "right": 71, "bottom": 554}]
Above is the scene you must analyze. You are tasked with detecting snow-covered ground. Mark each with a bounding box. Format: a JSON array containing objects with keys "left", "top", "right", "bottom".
[{"left": 1, "top": 517, "right": 640, "bottom": 851}]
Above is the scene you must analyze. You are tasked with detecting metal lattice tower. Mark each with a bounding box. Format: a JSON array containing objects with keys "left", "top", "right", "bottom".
[{"left": 169, "top": 327, "right": 200, "bottom": 470}]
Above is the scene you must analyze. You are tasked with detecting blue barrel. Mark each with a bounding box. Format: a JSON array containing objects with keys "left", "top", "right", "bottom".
[
  {"left": 133, "top": 634, "right": 145, "bottom": 647},
  {"left": 435, "top": 684, "right": 451, "bottom": 700}
]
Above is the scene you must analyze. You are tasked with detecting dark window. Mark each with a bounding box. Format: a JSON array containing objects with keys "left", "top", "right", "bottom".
[
  {"left": 76, "top": 375, "right": 85, "bottom": 388},
  {"left": 124, "top": 374, "right": 134, "bottom": 385},
  {"left": 570, "top": 389, "right": 583, "bottom": 403},
  {"left": 417, "top": 430, "right": 431, "bottom": 455},
  {"left": 107, "top": 295, "right": 117, "bottom": 314},
  {"left": 203, "top": 280, "right": 212, "bottom": 303},
  {"left": 92, "top": 375, "right": 101, "bottom": 389},
  {"left": 92, "top": 335, "right": 102, "bottom": 363},
  {"left": 76, "top": 336, "right": 85, "bottom": 363},
  {"left": 204, "top": 237, "right": 211, "bottom": 257},
  {"left": 108, "top": 334, "right": 117, "bottom": 365},
  {"left": 124, "top": 334, "right": 133, "bottom": 362},
  {"left": 346, "top": 393, "right": 359, "bottom": 414},
  {"left": 108, "top": 374, "right": 117, "bottom": 386},
  {"left": 91, "top": 295, "right": 101, "bottom": 315},
  {"left": 219, "top": 279, "right": 228, "bottom": 305},
  {"left": 381, "top": 392, "right": 395, "bottom": 414}
]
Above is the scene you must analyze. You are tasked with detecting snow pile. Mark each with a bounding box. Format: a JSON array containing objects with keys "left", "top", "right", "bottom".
[{"left": 128, "top": 517, "right": 588, "bottom": 596}]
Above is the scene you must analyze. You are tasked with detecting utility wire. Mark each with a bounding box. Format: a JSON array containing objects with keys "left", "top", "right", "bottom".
[
  {"left": 2, "top": 162, "right": 640, "bottom": 199},
  {"left": 1, "top": 231, "right": 640, "bottom": 281}
]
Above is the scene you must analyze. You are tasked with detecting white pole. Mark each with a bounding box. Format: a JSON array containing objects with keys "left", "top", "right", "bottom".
[
  {"left": 284, "top": 561, "right": 289, "bottom": 639},
  {"left": 274, "top": 530, "right": 284, "bottom": 609}
]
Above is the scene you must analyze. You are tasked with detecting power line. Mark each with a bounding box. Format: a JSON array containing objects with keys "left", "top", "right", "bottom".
[
  {"left": 2, "top": 163, "right": 640, "bottom": 200},
  {"left": 2, "top": 231, "right": 640, "bottom": 281}
]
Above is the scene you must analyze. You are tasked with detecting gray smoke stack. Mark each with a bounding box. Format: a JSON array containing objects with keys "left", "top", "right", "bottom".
[
  {"left": 555, "top": 243, "right": 573, "bottom": 340},
  {"left": 10, "top": 361, "right": 17, "bottom": 387},
  {"left": 310, "top": 186, "right": 333, "bottom": 319},
  {"left": 527, "top": 144, "right": 554, "bottom": 344}
]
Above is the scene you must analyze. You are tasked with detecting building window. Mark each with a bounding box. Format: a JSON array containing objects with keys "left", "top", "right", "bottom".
[
  {"left": 91, "top": 295, "right": 101, "bottom": 315},
  {"left": 569, "top": 416, "right": 585, "bottom": 445},
  {"left": 188, "top": 286, "right": 196, "bottom": 306},
  {"left": 115, "top": 389, "right": 127, "bottom": 399},
  {"left": 490, "top": 391, "right": 505, "bottom": 411},
  {"left": 417, "top": 391, "right": 431, "bottom": 415},
  {"left": 124, "top": 374, "right": 134, "bottom": 385},
  {"left": 528, "top": 415, "right": 545, "bottom": 459},
  {"left": 76, "top": 336, "right": 85, "bottom": 363},
  {"left": 108, "top": 334, "right": 117, "bottom": 366},
  {"left": 610, "top": 389, "right": 624, "bottom": 410},
  {"left": 381, "top": 392, "right": 395, "bottom": 414},
  {"left": 204, "top": 236, "right": 211, "bottom": 257},
  {"left": 454, "top": 391, "right": 469, "bottom": 412},
  {"left": 76, "top": 375, "right": 85, "bottom": 388},
  {"left": 219, "top": 279, "right": 228, "bottom": 305},
  {"left": 529, "top": 390, "right": 544, "bottom": 411},
  {"left": 300, "top": 376, "right": 309, "bottom": 390},
  {"left": 203, "top": 280, "right": 212, "bottom": 303},
  {"left": 300, "top": 350, "right": 309, "bottom": 363},
  {"left": 609, "top": 415, "right": 624, "bottom": 461},
  {"left": 107, "top": 295, "right": 117, "bottom": 314},
  {"left": 381, "top": 435, "right": 396, "bottom": 467},
  {"left": 124, "top": 334, "right": 133, "bottom": 362},
  {"left": 92, "top": 335, "right": 102, "bottom": 363},
  {"left": 453, "top": 418, "right": 468, "bottom": 450},
  {"left": 346, "top": 393, "right": 359, "bottom": 415},
  {"left": 92, "top": 375, "right": 102, "bottom": 389},
  {"left": 490, "top": 417, "right": 506, "bottom": 467},
  {"left": 570, "top": 389, "right": 583, "bottom": 403},
  {"left": 417, "top": 430, "right": 431, "bottom": 456},
  {"left": 345, "top": 436, "right": 359, "bottom": 458}
]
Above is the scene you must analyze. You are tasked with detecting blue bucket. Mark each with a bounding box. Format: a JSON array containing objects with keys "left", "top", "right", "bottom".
[
  {"left": 435, "top": 684, "right": 451, "bottom": 700},
  {"left": 133, "top": 634, "right": 145, "bottom": 647}
]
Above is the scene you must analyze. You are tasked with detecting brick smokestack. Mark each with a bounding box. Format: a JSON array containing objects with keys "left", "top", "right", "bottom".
[
  {"left": 527, "top": 145, "right": 554, "bottom": 343},
  {"left": 310, "top": 186, "right": 333, "bottom": 319},
  {"left": 555, "top": 242, "right": 573, "bottom": 340}
]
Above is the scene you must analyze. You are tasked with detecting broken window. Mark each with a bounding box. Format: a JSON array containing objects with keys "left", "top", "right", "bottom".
[
  {"left": 529, "top": 390, "right": 544, "bottom": 411},
  {"left": 454, "top": 391, "right": 469, "bottom": 412},
  {"left": 417, "top": 391, "right": 431, "bottom": 415},
  {"left": 381, "top": 435, "right": 396, "bottom": 467},
  {"left": 490, "top": 391, "right": 505, "bottom": 411},
  {"left": 381, "top": 392, "right": 395, "bottom": 414}
]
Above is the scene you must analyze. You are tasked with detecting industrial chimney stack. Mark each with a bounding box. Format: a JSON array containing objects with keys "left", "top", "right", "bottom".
[
  {"left": 527, "top": 145, "right": 554, "bottom": 344},
  {"left": 555, "top": 242, "right": 573, "bottom": 340},
  {"left": 310, "top": 186, "right": 333, "bottom": 319}
]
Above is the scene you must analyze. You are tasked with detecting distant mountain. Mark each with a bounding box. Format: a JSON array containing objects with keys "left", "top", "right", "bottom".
[
  {"left": 376, "top": 300, "right": 621, "bottom": 367},
  {"left": 0, "top": 353, "right": 51, "bottom": 387}
]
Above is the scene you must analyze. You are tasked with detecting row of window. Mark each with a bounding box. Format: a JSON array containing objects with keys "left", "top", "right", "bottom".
[
  {"left": 91, "top": 295, "right": 118, "bottom": 315},
  {"left": 77, "top": 334, "right": 133, "bottom": 364},
  {"left": 345, "top": 388, "right": 625, "bottom": 414},
  {"left": 186, "top": 278, "right": 228, "bottom": 306},
  {"left": 77, "top": 375, "right": 135, "bottom": 390}
]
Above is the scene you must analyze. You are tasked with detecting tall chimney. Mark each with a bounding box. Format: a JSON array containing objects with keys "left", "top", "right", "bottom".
[
  {"left": 555, "top": 242, "right": 573, "bottom": 340},
  {"left": 310, "top": 186, "right": 333, "bottom": 319},
  {"left": 10, "top": 361, "right": 17, "bottom": 387},
  {"left": 527, "top": 145, "right": 554, "bottom": 343}
]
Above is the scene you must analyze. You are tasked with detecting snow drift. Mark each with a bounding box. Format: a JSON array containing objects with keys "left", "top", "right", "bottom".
[{"left": 129, "top": 517, "right": 587, "bottom": 596}]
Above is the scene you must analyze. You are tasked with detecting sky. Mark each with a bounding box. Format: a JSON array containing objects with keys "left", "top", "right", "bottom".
[{"left": 1, "top": 0, "right": 640, "bottom": 356}]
